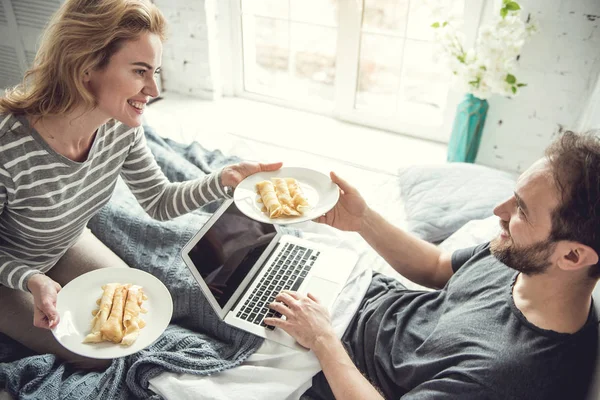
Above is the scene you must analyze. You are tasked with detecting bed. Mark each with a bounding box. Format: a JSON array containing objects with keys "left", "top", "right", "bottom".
[{"left": 1, "top": 127, "right": 598, "bottom": 400}]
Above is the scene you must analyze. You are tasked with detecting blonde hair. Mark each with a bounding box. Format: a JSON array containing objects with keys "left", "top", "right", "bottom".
[{"left": 0, "top": 0, "right": 167, "bottom": 116}]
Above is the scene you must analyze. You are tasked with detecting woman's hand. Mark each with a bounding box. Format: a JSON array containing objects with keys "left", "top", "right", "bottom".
[
  {"left": 264, "top": 291, "right": 335, "bottom": 350},
  {"left": 221, "top": 161, "right": 283, "bottom": 189},
  {"left": 315, "top": 172, "right": 368, "bottom": 232},
  {"left": 27, "top": 274, "right": 62, "bottom": 329}
]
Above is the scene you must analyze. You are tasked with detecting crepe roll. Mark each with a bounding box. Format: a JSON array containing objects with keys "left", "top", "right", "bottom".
[
  {"left": 285, "top": 178, "right": 310, "bottom": 212},
  {"left": 271, "top": 178, "right": 295, "bottom": 207},
  {"left": 121, "top": 285, "right": 144, "bottom": 346},
  {"left": 101, "top": 284, "right": 127, "bottom": 343},
  {"left": 256, "top": 181, "right": 282, "bottom": 218},
  {"left": 83, "top": 283, "right": 119, "bottom": 343}
]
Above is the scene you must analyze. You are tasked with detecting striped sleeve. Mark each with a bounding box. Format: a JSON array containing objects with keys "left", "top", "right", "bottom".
[
  {"left": 0, "top": 258, "right": 44, "bottom": 291},
  {"left": 120, "top": 127, "right": 230, "bottom": 221},
  {"left": 0, "top": 164, "right": 43, "bottom": 291}
]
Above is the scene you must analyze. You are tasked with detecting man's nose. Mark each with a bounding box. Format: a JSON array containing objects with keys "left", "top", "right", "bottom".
[{"left": 493, "top": 197, "right": 513, "bottom": 221}]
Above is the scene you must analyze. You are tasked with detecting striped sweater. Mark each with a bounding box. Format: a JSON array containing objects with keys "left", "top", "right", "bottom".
[{"left": 0, "top": 113, "right": 229, "bottom": 291}]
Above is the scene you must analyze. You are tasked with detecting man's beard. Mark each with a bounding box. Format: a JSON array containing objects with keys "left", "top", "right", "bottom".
[{"left": 490, "top": 230, "right": 556, "bottom": 276}]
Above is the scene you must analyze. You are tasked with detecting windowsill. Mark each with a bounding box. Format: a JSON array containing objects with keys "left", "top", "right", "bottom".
[{"left": 144, "top": 91, "right": 447, "bottom": 176}]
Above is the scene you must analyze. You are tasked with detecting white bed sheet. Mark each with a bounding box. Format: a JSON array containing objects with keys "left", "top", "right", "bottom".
[{"left": 149, "top": 221, "right": 379, "bottom": 400}]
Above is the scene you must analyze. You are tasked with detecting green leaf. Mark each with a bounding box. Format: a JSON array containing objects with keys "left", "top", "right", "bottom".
[
  {"left": 517, "top": 83, "right": 527, "bottom": 87},
  {"left": 506, "top": 2, "right": 521, "bottom": 10},
  {"left": 505, "top": 74, "right": 516, "bottom": 84},
  {"left": 511, "top": 86, "right": 517, "bottom": 94},
  {"left": 480, "top": 65, "right": 487, "bottom": 71},
  {"left": 431, "top": 22, "right": 440, "bottom": 28},
  {"left": 443, "top": 21, "right": 448, "bottom": 27},
  {"left": 500, "top": 8, "right": 508, "bottom": 18},
  {"left": 457, "top": 55, "right": 466, "bottom": 63}
]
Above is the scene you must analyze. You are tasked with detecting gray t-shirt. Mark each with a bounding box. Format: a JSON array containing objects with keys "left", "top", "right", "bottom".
[{"left": 306, "top": 243, "right": 598, "bottom": 399}]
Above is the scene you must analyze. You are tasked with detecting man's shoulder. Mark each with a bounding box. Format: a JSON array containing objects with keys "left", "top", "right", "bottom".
[{"left": 450, "top": 242, "right": 492, "bottom": 274}]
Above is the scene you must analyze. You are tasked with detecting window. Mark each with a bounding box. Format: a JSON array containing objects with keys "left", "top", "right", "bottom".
[
  {"left": 230, "top": 0, "right": 485, "bottom": 142},
  {"left": 240, "top": 0, "right": 338, "bottom": 108}
]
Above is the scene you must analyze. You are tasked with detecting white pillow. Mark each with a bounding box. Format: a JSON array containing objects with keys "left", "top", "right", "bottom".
[
  {"left": 398, "top": 163, "right": 516, "bottom": 243},
  {"left": 438, "top": 215, "right": 501, "bottom": 253}
]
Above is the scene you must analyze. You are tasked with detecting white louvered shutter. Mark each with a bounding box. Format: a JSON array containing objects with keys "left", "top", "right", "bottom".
[{"left": 0, "top": 0, "right": 62, "bottom": 90}]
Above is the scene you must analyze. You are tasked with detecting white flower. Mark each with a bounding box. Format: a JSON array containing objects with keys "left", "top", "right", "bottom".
[{"left": 428, "top": 1, "right": 537, "bottom": 99}]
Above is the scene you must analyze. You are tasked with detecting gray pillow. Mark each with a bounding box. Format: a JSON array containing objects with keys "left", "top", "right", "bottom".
[{"left": 398, "top": 163, "right": 516, "bottom": 243}]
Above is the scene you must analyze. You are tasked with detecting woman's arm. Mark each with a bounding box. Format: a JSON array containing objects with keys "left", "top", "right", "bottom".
[
  {"left": 119, "top": 129, "right": 225, "bottom": 220},
  {"left": 120, "top": 128, "right": 281, "bottom": 221}
]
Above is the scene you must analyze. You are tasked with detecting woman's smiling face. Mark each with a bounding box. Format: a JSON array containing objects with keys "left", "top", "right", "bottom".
[{"left": 84, "top": 32, "right": 162, "bottom": 127}]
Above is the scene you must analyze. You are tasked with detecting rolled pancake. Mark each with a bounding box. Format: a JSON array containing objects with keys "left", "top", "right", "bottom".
[
  {"left": 256, "top": 181, "right": 282, "bottom": 218},
  {"left": 272, "top": 178, "right": 300, "bottom": 216},
  {"left": 285, "top": 178, "right": 310, "bottom": 212},
  {"left": 100, "top": 284, "right": 128, "bottom": 343},
  {"left": 121, "top": 285, "right": 145, "bottom": 346},
  {"left": 83, "top": 283, "right": 119, "bottom": 343}
]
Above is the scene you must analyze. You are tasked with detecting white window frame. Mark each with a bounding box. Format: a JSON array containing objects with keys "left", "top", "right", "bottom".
[{"left": 222, "top": 0, "right": 487, "bottom": 143}]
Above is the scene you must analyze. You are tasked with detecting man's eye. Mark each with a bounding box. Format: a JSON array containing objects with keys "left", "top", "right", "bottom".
[
  {"left": 517, "top": 206, "right": 525, "bottom": 216},
  {"left": 135, "top": 69, "right": 145, "bottom": 76}
]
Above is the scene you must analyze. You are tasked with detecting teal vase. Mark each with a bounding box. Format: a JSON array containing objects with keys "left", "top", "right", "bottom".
[{"left": 447, "top": 93, "right": 488, "bottom": 163}]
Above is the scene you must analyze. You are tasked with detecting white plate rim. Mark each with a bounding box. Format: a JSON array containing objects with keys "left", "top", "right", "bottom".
[
  {"left": 52, "top": 267, "right": 173, "bottom": 359},
  {"left": 233, "top": 166, "right": 339, "bottom": 225}
]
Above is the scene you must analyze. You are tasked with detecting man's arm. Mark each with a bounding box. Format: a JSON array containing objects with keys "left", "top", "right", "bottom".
[
  {"left": 317, "top": 172, "right": 454, "bottom": 289},
  {"left": 312, "top": 332, "right": 384, "bottom": 400},
  {"left": 359, "top": 208, "right": 453, "bottom": 289},
  {"left": 265, "top": 291, "right": 384, "bottom": 399}
]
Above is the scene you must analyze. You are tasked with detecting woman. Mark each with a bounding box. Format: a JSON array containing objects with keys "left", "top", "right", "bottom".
[{"left": 0, "top": 0, "right": 280, "bottom": 369}]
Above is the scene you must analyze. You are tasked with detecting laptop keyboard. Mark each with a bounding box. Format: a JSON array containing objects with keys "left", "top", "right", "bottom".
[{"left": 236, "top": 243, "right": 320, "bottom": 330}]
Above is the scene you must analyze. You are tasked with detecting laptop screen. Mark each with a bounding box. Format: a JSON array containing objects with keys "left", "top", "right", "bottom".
[{"left": 186, "top": 201, "right": 277, "bottom": 308}]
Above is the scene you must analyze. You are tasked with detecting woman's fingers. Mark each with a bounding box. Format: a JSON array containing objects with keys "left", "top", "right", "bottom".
[
  {"left": 33, "top": 308, "right": 51, "bottom": 329},
  {"left": 41, "top": 302, "right": 59, "bottom": 328},
  {"left": 259, "top": 161, "right": 283, "bottom": 172}
]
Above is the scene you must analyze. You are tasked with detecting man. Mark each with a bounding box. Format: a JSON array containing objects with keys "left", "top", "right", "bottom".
[{"left": 264, "top": 131, "right": 600, "bottom": 399}]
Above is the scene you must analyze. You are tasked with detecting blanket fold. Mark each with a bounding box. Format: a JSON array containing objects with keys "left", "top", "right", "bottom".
[{"left": 0, "top": 126, "right": 264, "bottom": 399}]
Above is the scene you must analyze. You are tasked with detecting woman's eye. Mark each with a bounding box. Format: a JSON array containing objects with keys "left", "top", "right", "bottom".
[{"left": 517, "top": 206, "right": 525, "bottom": 216}]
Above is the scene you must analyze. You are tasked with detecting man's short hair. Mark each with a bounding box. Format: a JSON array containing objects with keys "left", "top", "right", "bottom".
[{"left": 546, "top": 131, "right": 600, "bottom": 277}]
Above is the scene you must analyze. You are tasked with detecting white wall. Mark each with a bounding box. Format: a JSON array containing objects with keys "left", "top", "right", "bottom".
[
  {"left": 153, "top": 0, "right": 221, "bottom": 99},
  {"left": 578, "top": 72, "right": 600, "bottom": 131},
  {"left": 475, "top": 0, "right": 600, "bottom": 172}
]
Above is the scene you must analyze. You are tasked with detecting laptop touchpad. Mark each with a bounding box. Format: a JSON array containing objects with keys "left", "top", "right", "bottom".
[{"left": 303, "top": 277, "right": 340, "bottom": 307}]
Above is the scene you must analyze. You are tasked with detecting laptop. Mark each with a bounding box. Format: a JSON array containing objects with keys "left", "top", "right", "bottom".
[{"left": 181, "top": 199, "right": 358, "bottom": 349}]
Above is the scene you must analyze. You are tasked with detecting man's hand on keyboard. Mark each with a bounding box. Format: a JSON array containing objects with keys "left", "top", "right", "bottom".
[{"left": 264, "top": 290, "right": 335, "bottom": 350}]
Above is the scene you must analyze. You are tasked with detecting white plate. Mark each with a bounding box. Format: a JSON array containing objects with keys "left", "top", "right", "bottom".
[
  {"left": 52, "top": 268, "right": 173, "bottom": 359},
  {"left": 233, "top": 167, "right": 339, "bottom": 225}
]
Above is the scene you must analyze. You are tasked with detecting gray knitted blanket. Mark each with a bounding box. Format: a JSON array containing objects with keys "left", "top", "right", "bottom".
[{"left": 0, "top": 126, "right": 264, "bottom": 399}]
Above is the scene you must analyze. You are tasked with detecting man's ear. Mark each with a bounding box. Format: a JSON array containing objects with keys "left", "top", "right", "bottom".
[{"left": 556, "top": 241, "right": 599, "bottom": 271}]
